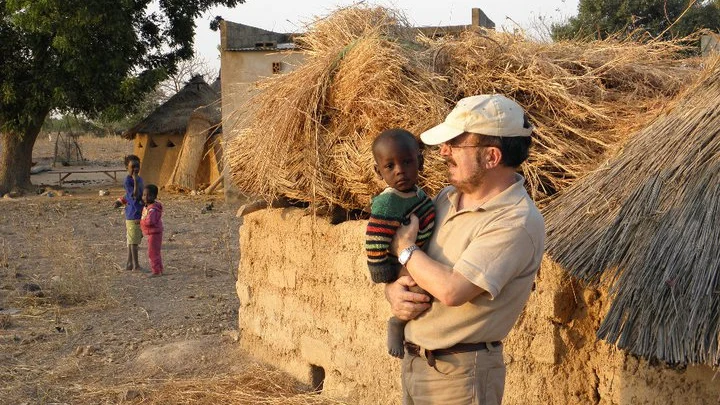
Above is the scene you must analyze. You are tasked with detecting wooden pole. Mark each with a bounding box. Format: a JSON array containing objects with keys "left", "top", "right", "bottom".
[{"left": 204, "top": 175, "right": 224, "bottom": 194}]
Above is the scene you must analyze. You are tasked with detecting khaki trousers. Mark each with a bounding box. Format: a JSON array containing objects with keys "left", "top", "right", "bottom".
[{"left": 402, "top": 343, "right": 505, "bottom": 405}]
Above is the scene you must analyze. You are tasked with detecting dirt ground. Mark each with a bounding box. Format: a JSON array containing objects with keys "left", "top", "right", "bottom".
[{"left": 0, "top": 135, "right": 338, "bottom": 404}]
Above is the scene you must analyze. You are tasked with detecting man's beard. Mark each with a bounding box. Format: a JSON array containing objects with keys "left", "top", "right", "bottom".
[{"left": 445, "top": 155, "right": 487, "bottom": 194}]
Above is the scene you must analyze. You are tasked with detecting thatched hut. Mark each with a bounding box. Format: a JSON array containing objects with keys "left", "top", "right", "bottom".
[
  {"left": 544, "top": 57, "right": 720, "bottom": 367},
  {"left": 124, "top": 75, "right": 222, "bottom": 189}
]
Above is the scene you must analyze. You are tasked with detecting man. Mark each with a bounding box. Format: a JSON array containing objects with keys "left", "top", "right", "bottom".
[{"left": 386, "top": 94, "right": 545, "bottom": 404}]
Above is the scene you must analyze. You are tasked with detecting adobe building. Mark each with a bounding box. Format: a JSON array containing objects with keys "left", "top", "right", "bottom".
[{"left": 124, "top": 75, "right": 222, "bottom": 190}]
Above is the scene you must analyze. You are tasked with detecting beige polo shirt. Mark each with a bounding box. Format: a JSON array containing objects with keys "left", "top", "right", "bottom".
[{"left": 404, "top": 174, "right": 545, "bottom": 350}]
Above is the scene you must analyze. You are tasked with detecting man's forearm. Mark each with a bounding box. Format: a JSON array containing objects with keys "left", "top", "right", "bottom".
[{"left": 404, "top": 250, "right": 484, "bottom": 306}]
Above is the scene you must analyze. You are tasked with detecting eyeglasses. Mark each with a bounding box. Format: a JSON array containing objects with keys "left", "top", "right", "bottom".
[{"left": 438, "top": 133, "right": 497, "bottom": 152}]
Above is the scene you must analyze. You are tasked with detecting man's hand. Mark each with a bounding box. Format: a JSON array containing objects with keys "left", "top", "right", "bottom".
[
  {"left": 385, "top": 275, "right": 431, "bottom": 321},
  {"left": 390, "top": 214, "right": 420, "bottom": 256}
]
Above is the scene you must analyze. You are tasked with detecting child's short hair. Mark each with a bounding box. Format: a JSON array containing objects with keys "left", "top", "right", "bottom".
[
  {"left": 145, "top": 184, "right": 159, "bottom": 197},
  {"left": 371, "top": 128, "right": 419, "bottom": 158},
  {"left": 124, "top": 154, "right": 140, "bottom": 166}
]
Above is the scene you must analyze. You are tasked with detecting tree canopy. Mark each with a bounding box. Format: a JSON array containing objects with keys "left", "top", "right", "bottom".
[
  {"left": 0, "top": 0, "right": 242, "bottom": 194},
  {"left": 551, "top": 0, "right": 720, "bottom": 41}
]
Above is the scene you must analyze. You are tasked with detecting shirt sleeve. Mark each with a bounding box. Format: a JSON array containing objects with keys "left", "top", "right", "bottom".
[
  {"left": 453, "top": 226, "right": 536, "bottom": 299},
  {"left": 150, "top": 208, "right": 161, "bottom": 228}
]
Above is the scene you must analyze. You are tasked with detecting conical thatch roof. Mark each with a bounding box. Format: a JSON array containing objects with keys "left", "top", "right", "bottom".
[
  {"left": 210, "top": 76, "right": 221, "bottom": 94},
  {"left": 124, "top": 75, "right": 220, "bottom": 139},
  {"left": 225, "top": 6, "right": 700, "bottom": 211},
  {"left": 544, "top": 57, "right": 720, "bottom": 367}
]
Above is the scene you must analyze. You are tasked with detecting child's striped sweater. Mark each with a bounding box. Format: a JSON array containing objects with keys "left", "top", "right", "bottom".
[{"left": 365, "top": 187, "right": 436, "bottom": 283}]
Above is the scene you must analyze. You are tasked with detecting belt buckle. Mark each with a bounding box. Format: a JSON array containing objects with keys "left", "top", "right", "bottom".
[{"left": 420, "top": 348, "right": 436, "bottom": 367}]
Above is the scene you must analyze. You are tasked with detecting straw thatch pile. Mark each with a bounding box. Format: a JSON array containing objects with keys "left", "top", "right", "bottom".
[
  {"left": 544, "top": 57, "right": 720, "bottom": 366},
  {"left": 226, "top": 6, "right": 699, "bottom": 211}
]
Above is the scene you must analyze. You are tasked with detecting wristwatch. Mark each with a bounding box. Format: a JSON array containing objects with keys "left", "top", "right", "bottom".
[{"left": 398, "top": 244, "right": 419, "bottom": 266}]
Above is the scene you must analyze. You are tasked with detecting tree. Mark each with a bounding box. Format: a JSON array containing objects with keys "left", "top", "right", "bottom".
[
  {"left": 0, "top": 0, "right": 241, "bottom": 194},
  {"left": 551, "top": 0, "right": 720, "bottom": 41},
  {"left": 157, "top": 54, "right": 219, "bottom": 102}
]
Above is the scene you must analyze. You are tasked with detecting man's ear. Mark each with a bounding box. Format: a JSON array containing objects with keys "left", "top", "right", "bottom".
[
  {"left": 417, "top": 153, "right": 424, "bottom": 172},
  {"left": 485, "top": 147, "right": 502, "bottom": 168}
]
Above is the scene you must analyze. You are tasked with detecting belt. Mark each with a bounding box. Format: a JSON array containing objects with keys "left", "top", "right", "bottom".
[{"left": 405, "top": 341, "right": 502, "bottom": 368}]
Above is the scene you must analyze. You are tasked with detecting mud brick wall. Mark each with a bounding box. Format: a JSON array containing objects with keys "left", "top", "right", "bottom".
[{"left": 237, "top": 208, "right": 720, "bottom": 404}]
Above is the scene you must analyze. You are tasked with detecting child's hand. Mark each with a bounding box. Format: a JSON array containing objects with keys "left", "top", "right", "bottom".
[
  {"left": 390, "top": 214, "right": 420, "bottom": 256},
  {"left": 113, "top": 199, "right": 123, "bottom": 209}
]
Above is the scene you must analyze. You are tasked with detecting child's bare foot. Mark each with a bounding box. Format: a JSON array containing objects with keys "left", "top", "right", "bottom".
[
  {"left": 125, "top": 263, "right": 132, "bottom": 271},
  {"left": 388, "top": 317, "right": 406, "bottom": 359},
  {"left": 147, "top": 272, "right": 162, "bottom": 278}
]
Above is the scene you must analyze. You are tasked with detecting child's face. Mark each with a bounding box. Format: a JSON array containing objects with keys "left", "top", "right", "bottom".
[
  {"left": 373, "top": 139, "right": 421, "bottom": 192},
  {"left": 142, "top": 188, "right": 156, "bottom": 205},
  {"left": 127, "top": 160, "right": 140, "bottom": 176}
]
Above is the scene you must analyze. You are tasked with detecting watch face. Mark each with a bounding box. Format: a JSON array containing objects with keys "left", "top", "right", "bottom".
[{"left": 399, "top": 245, "right": 416, "bottom": 265}]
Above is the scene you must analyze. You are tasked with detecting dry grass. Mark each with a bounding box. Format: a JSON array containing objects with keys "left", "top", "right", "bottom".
[
  {"left": 34, "top": 133, "right": 132, "bottom": 166},
  {"left": 425, "top": 31, "right": 697, "bottom": 201},
  {"left": 226, "top": 6, "right": 701, "bottom": 211},
  {"left": 543, "top": 56, "right": 720, "bottom": 366},
  {"left": 0, "top": 238, "right": 10, "bottom": 271},
  {"left": 45, "top": 237, "right": 114, "bottom": 307},
  {"left": 69, "top": 363, "right": 347, "bottom": 404},
  {"left": 0, "top": 314, "right": 11, "bottom": 329}
]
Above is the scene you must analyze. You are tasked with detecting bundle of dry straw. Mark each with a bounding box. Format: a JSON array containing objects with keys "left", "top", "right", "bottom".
[
  {"left": 544, "top": 57, "right": 720, "bottom": 366},
  {"left": 226, "top": 6, "right": 699, "bottom": 211}
]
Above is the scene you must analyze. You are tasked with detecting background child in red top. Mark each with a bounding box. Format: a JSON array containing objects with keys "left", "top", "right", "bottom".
[{"left": 140, "top": 184, "right": 163, "bottom": 277}]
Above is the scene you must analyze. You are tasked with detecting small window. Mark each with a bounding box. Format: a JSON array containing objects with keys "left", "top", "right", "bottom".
[
  {"left": 149, "top": 138, "right": 158, "bottom": 148},
  {"left": 166, "top": 140, "right": 175, "bottom": 147},
  {"left": 272, "top": 62, "right": 282, "bottom": 74},
  {"left": 255, "top": 42, "right": 264, "bottom": 48}
]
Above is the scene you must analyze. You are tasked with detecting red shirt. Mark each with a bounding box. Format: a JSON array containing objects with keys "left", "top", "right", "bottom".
[{"left": 140, "top": 201, "right": 163, "bottom": 235}]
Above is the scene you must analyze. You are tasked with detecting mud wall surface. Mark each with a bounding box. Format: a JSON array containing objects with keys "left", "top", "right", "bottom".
[
  {"left": 238, "top": 208, "right": 720, "bottom": 404},
  {"left": 133, "top": 133, "right": 183, "bottom": 186}
]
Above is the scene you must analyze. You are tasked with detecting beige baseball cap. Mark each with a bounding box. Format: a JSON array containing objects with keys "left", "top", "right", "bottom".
[{"left": 420, "top": 94, "right": 532, "bottom": 145}]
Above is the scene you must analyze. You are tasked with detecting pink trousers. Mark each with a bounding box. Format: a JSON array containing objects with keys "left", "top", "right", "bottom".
[{"left": 146, "top": 233, "right": 163, "bottom": 274}]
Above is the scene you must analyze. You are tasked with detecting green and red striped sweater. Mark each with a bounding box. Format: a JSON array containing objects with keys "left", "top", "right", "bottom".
[{"left": 365, "top": 187, "right": 435, "bottom": 283}]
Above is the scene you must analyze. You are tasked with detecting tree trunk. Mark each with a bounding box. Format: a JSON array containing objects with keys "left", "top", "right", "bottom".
[{"left": 0, "top": 109, "right": 50, "bottom": 195}]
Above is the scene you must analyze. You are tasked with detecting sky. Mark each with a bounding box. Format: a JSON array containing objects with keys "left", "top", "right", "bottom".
[{"left": 193, "top": 0, "right": 580, "bottom": 70}]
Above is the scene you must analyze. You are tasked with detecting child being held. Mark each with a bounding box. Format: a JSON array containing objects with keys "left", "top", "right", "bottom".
[
  {"left": 140, "top": 184, "right": 164, "bottom": 277},
  {"left": 365, "top": 128, "right": 435, "bottom": 359},
  {"left": 114, "top": 155, "right": 144, "bottom": 272}
]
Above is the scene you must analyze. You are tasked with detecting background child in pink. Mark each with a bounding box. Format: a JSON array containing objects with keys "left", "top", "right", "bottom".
[{"left": 140, "top": 184, "right": 164, "bottom": 277}]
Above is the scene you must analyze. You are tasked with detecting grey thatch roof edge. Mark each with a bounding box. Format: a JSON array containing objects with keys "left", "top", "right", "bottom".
[
  {"left": 542, "top": 57, "right": 720, "bottom": 367},
  {"left": 124, "top": 75, "right": 220, "bottom": 139}
]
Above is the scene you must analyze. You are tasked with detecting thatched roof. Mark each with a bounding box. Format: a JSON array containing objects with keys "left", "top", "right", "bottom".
[
  {"left": 124, "top": 75, "right": 220, "bottom": 139},
  {"left": 191, "top": 101, "right": 222, "bottom": 136},
  {"left": 225, "top": 6, "right": 700, "bottom": 211},
  {"left": 543, "top": 57, "right": 720, "bottom": 367},
  {"left": 210, "top": 76, "right": 221, "bottom": 94}
]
